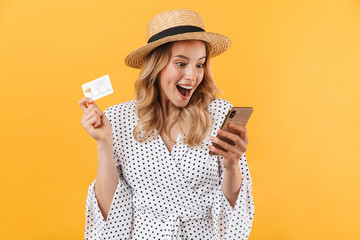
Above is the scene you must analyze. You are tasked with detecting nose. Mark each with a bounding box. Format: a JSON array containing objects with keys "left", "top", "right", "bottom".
[{"left": 184, "top": 65, "right": 197, "bottom": 81}]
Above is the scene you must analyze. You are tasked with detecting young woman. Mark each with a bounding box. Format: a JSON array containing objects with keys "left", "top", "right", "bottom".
[{"left": 78, "top": 9, "right": 254, "bottom": 240}]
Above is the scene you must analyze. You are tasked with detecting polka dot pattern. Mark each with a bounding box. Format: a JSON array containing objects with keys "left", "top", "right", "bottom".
[{"left": 84, "top": 98, "right": 255, "bottom": 239}]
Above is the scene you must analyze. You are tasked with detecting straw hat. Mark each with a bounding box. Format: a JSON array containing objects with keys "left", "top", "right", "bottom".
[{"left": 125, "top": 9, "right": 231, "bottom": 69}]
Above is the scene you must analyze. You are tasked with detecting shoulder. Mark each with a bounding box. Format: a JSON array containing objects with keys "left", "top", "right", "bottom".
[
  {"left": 104, "top": 100, "right": 136, "bottom": 115},
  {"left": 103, "top": 100, "right": 137, "bottom": 126},
  {"left": 207, "top": 98, "right": 233, "bottom": 134},
  {"left": 207, "top": 98, "right": 233, "bottom": 118}
]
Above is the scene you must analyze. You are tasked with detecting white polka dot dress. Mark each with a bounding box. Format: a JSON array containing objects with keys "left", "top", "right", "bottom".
[{"left": 85, "top": 98, "right": 255, "bottom": 240}]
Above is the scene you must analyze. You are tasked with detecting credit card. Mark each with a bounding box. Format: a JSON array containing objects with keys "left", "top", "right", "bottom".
[{"left": 82, "top": 74, "right": 113, "bottom": 100}]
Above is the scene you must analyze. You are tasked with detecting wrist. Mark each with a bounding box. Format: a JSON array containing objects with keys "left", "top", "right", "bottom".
[
  {"left": 97, "top": 137, "right": 113, "bottom": 148},
  {"left": 224, "top": 163, "right": 240, "bottom": 172}
]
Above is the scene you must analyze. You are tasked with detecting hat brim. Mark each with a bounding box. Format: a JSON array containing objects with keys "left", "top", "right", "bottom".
[{"left": 125, "top": 32, "right": 231, "bottom": 69}]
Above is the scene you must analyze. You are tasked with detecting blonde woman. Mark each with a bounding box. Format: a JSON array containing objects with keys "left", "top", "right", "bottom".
[{"left": 78, "top": 9, "right": 254, "bottom": 240}]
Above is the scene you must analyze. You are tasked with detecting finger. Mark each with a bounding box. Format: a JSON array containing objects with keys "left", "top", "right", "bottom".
[
  {"left": 228, "top": 133, "right": 248, "bottom": 152},
  {"left": 85, "top": 110, "right": 101, "bottom": 121},
  {"left": 87, "top": 116, "right": 101, "bottom": 128},
  {"left": 78, "top": 97, "right": 94, "bottom": 113},
  {"left": 229, "top": 123, "right": 247, "bottom": 136},
  {"left": 87, "top": 102, "right": 104, "bottom": 117},
  {"left": 210, "top": 136, "right": 232, "bottom": 151},
  {"left": 84, "top": 109, "right": 102, "bottom": 123},
  {"left": 244, "top": 132, "right": 249, "bottom": 145},
  {"left": 93, "top": 120, "right": 102, "bottom": 128},
  {"left": 208, "top": 145, "right": 235, "bottom": 160},
  {"left": 84, "top": 116, "right": 96, "bottom": 128},
  {"left": 210, "top": 136, "right": 244, "bottom": 157},
  {"left": 217, "top": 129, "right": 240, "bottom": 144}
]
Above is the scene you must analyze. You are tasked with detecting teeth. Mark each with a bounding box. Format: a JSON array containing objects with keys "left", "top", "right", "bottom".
[{"left": 178, "top": 85, "right": 193, "bottom": 89}]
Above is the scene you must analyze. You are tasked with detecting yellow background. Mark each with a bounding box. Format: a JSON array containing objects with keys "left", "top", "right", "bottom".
[{"left": 1, "top": 0, "right": 359, "bottom": 239}]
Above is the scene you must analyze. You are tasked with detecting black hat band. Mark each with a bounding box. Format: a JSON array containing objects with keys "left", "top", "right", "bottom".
[{"left": 147, "top": 25, "right": 205, "bottom": 44}]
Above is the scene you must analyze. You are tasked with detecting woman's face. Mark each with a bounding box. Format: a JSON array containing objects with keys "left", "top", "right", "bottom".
[{"left": 158, "top": 40, "right": 206, "bottom": 109}]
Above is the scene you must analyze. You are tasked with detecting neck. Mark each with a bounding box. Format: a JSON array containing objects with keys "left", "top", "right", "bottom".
[{"left": 160, "top": 98, "right": 176, "bottom": 120}]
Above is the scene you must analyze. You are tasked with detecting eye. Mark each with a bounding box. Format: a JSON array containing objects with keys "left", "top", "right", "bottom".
[
  {"left": 176, "top": 62, "right": 186, "bottom": 67},
  {"left": 197, "top": 63, "right": 204, "bottom": 68}
]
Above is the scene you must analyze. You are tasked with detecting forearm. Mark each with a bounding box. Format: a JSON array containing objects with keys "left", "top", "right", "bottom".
[
  {"left": 222, "top": 165, "right": 242, "bottom": 208},
  {"left": 94, "top": 139, "right": 119, "bottom": 220}
]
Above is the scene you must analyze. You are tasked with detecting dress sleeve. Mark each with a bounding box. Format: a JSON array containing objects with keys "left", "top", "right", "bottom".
[
  {"left": 211, "top": 152, "right": 255, "bottom": 240},
  {"left": 84, "top": 176, "right": 133, "bottom": 239},
  {"left": 84, "top": 106, "right": 133, "bottom": 240}
]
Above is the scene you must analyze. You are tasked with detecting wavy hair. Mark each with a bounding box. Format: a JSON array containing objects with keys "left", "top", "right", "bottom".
[{"left": 133, "top": 41, "right": 219, "bottom": 147}]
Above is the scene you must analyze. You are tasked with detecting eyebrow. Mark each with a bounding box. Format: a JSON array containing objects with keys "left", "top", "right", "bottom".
[{"left": 173, "top": 55, "right": 206, "bottom": 60}]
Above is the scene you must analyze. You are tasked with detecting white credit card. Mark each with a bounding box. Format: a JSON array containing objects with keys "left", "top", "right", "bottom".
[{"left": 82, "top": 75, "right": 113, "bottom": 100}]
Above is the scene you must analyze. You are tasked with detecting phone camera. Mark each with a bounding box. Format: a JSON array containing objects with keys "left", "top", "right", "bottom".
[{"left": 230, "top": 110, "right": 236, "bottom": 118}]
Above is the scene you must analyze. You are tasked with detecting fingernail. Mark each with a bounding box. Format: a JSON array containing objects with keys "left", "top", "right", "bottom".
[{"left": 210, "top": 136, "right": 214, "bottom": 141}]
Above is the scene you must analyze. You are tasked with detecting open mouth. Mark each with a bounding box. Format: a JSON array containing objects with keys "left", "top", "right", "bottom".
[{"left": 176, "top": 85, "right": 193, "bottom": 97}]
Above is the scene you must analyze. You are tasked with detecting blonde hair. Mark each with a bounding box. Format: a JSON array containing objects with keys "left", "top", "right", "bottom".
[{"left": 133, "top": 41, "right": 219, "bottom": 147}]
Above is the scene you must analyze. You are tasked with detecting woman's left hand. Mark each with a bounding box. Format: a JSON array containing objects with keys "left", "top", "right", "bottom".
[{"left": 208, "top": 123, "right": 249, "bottom": 169}]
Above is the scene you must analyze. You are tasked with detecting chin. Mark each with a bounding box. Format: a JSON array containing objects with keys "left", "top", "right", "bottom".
[
  {"left": 173, "top": 98, "right": 191, "bottom": 108},
  {"left": 174, "top": 102, "right": 188, "bottom": 108}
]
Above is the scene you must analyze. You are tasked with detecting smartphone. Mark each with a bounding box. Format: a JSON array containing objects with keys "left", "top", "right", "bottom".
[{"left": 209, "top": 107, "right": 253, "bottom": 155}]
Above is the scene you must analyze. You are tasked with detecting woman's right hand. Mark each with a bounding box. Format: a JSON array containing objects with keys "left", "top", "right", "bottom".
[{"left": 78, "top": 97, "right": 112, "bottom": 143}]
